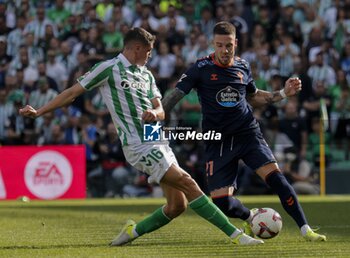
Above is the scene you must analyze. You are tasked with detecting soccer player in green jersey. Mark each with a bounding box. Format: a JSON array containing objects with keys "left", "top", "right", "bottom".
[{"left": 20, "top": 27, "right": 262, "bottom": 246}]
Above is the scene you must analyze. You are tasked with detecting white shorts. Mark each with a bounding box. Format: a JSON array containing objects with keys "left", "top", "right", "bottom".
[{"left": 123, "top": 143, "right": 178, "bottom": 184}]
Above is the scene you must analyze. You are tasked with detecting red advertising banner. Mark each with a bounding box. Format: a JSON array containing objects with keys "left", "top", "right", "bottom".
[{"left": 0, "top": 145, "right": 86, "bottom": 200}]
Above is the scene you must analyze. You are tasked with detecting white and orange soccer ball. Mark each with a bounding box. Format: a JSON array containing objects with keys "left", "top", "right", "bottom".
[{"left": 250, "top": 208, "right": 283, "bottom": 239}]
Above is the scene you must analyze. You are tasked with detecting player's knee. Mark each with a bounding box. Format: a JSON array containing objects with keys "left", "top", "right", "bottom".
[
  {"left": 164, "top": 166, "right": 200, "bottom": 195},
  {"left": 266, "top": 171, "right": 298, "bottom": 205},
  {"left": 266, "top": 170, "right": 291, "bottom": 189},
  {"left": 177, "top": 172, "right": 200, "bottom": 193}
]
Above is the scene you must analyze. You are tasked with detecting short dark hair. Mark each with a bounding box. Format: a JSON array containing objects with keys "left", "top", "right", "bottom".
[
  {"left": 124, "top": 27, "right": 156, "bottom": 47},
  {"left": 213, "top": 22, "right": 236, "bottom": 36}
]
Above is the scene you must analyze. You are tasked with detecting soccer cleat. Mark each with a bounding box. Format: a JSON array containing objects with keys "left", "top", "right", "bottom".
[
  {"left": 242, "top": 221, "right": 254, "bottom": 237},
  {"left": 303, "top": 228, "right": 327, "bottom": 242},
  {"left": 110, "top": 219, "right": 137, "bottom": 246},
  {"left": 231, "top": 232, "right": 264, "bottom": 245},
  {"left": 242, "top": 208, "right": 258, "bottom": 237}
]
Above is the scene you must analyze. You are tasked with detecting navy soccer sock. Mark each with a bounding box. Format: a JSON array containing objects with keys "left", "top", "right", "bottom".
[
  {"left": 212, "top": 196, "right": 251, "bottom": 220},
  {"left": 265, "top": 171, "right": 307, "bottom": 228}
]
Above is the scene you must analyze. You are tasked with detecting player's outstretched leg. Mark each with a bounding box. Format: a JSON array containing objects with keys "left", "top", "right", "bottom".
[
  {"left": 265, "top": 170, "right": 326, "bottom": 242},
  {"left": 163, "top": 165, "right": 263, "bottom": 245},
  {"left": 110, "top": 200, "right": 263, "bottom": 246},
  {"left": 111, "top": 164, "right": 264, "bottom": 247}
]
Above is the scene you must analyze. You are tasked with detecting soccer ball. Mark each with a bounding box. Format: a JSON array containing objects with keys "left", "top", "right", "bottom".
[{"left": 250, "top": 208, "right": 283, "bottom": 239}]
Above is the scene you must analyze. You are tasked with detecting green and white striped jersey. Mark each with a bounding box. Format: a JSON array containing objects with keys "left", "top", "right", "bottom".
[{"left": 77, "top": 54, "right": 161, "bottom": 146}]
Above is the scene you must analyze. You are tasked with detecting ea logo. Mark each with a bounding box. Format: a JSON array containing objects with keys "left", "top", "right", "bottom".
[{"left": 24, "top": 151, "right": 73, "bottom": 199}]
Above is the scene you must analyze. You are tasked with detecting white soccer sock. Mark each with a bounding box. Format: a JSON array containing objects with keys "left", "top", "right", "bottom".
[
  {"left": 245, "top": 210, "right": 254, "bottom": 223},
  {"left": 132, "top": 226, "right": 139, "bottom": 237},
  {"left": 301, "top": 224, "right": 311, "bottom": 236}
]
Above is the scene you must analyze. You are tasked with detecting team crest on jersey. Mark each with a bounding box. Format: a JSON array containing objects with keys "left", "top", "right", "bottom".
[{"left": 216, "top": 86, "right": 240, "bottom": 107}]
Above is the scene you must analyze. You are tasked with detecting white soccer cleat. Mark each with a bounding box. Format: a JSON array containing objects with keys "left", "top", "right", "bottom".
[
  {"left": 110, "top": 219, "right": 137, "bottom": 246},
  {"left": 231, "top": 232, "right": 264, "bottom": 245}
]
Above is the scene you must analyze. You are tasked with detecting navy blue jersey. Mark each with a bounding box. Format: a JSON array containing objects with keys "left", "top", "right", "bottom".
[{"left": 176, "top": 54, "right": 259, "bottom": 135}]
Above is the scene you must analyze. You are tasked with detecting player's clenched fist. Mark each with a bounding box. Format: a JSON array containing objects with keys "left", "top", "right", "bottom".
[
  {"left": 19, "top": 105, "right": 38, "bottom": 119},
  {"left": 142, "top": 109, "right": 157, "bottom": 123},
  {"left": 284, "top": 77, "right": 302, "bottom": 97}
]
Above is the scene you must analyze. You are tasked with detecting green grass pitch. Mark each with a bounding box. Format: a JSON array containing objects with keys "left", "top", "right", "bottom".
[{"left": 0, "top": 195, "right": 349, "bottom": 258}]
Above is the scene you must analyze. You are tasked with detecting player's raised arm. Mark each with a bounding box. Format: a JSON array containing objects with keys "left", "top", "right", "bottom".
[
  {"left": 161, "top": 87, "right": 186, "bottom": 114},
  {"left": 20, "top": 83, "right": 86, "bottom": 118},
  {"left": 247, "top": 77, "right": 302, "bottom": 107}
]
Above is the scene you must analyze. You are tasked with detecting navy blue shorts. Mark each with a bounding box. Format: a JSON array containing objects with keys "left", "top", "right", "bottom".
[{"left": 205, "top": 132, "right": 276, "bottom": 192}]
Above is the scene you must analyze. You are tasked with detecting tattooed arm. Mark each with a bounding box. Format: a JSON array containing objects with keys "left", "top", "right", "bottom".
[
  {"left": 247, "top": 89, "right": 285, "bottom": 107},
  {"left": 162, "top": 88, "right": 186, "bottom": 114},
  {"left": 247, "top": 77, "right": 302, "bottom": 107}
]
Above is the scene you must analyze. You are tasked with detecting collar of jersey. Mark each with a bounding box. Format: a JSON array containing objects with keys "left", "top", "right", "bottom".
[
  {"left": 210, "top": 53, "right": 234, "bottom": 68},
  {"left": 117, "top": 53, "right": 144, "bottom": 72}
]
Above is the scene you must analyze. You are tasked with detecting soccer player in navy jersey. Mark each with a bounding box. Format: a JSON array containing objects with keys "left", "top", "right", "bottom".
[{"left": 162, "top": 21, "right": 326, "bottom": 241}]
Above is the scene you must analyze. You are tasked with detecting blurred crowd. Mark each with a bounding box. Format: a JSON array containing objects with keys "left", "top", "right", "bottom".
[{"left": 0, "top": 0, "right": 350, "bottom": 197}]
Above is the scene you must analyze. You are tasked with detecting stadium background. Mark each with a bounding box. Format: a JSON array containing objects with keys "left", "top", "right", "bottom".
[{"left": 0, "top": 0, "right": 349, "bottom": 198}]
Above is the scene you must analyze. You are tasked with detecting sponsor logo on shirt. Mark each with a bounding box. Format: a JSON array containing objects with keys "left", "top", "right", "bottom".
[
  {"left": 216, "top": 86, "right": 240, "bottom": 107},
  {"left": 121, "top": 80, "right": 146, "bottom": 90}
]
